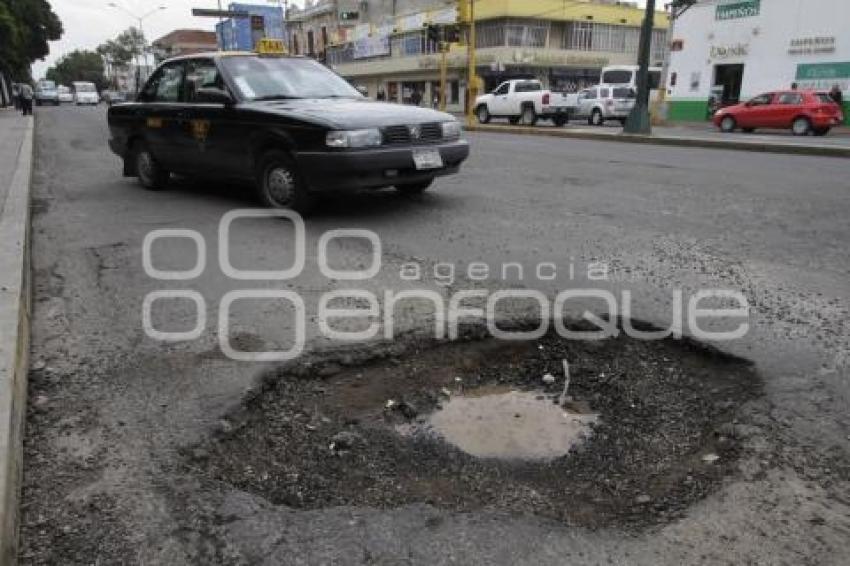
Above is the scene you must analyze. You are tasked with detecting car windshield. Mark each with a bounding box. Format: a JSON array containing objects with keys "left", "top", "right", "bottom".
[
  {"left": 75, "top": 84, "right": 96, "bottom": 92},
  {"left": 220, "top": 56, "right": 363, "bottom": 100},
  {"left": 613, "top": 87, "right": 636, "bottom": 99}
]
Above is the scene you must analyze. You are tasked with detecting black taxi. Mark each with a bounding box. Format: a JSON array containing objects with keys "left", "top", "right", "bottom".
[{"left": 107, "top": 52, "right": 470, "bottom": 212}]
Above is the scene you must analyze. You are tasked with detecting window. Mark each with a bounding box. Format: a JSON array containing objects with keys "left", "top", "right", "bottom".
[
  {"left": 602, "top": 70, "right": 632, "bottom": 84},
  {"left": 494, "top": 83, "right": 510, "bottom": 96},
  {"left": 583, "top": 89, "right": 596, "bottom": 100},
  {"left": 748, "top": 93, "right": 773, "bottom": 106},
  {"left": 141, "top": 63, "right": 184, "bottom": 103},
  {"left": 600, "top": 88, "right": 610, "bottom": 98},
  {"left": 219, "top": 56, "right": 361, "bottom": 100},
  {"left": 777, "top": 93, "right": 803, "bottom": 105},
  {"left": 184, "top": 59, "right": 223, "bottom": 103},
  {"left": 613, "top": 87, "right": 636, "bottom": 99},
  {"left": 515, "top": 81, "right": 542, "bottom": 93}
]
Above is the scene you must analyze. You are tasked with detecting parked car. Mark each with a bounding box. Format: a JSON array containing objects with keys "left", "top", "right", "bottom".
[
  {"left": 72, "top": 81, "right": 99, "bottom": 105},
  {"left": 572, "top": 85, "right": 636, "bottom": 126},
  {"left": 107, "top": 52, "right": 470, "bottom": 213},
  {"left": 475, "top": 80, "right": 574, "bottom": 126},
  {"left": 57, "top": 85, "right": 74, "bottom": 103},
  {"left": 35, "top": 80, "right": 60, "bottom": 106},
  {"left": 713, "top": 90, "right": 844, "bottom": 136},
  {"left": 102, "top": 90, "right": 127, "bottom": 105}
]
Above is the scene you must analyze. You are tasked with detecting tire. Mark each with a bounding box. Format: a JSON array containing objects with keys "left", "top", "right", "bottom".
[
  {"left": 553, "top": 115, "right": 568, "bottom": 127},
  {"left": 520, "top": 105, "right": 538, "bottom": 126},
  {"left": 719, "top": 116, "right": 736, "bottom": 133},
  {"left": 813, "top": 127, "right": 830, "bottom": 137},
  {"left": 395, "top": 179, "right": 434, "bottom": 195},
  {"left": 590, "top": 109, "right": 604, "bottom": 126},
  {"left": 617, "top": 118, "right": 627, "bottom": 126},
  {"left": 476, "top": 105, "right": 491, "bottom": 124},
  {"left": 508, "top": 117, "right": 520, "bottom": 125},
  {"left": 256, "top": 150, "right": 316, "bottom": 213},
  {"left": 133, "top": 141, "right": 170, "bottom": 190},
  {"left": 792, "top": 117, "right": 812, "bottom": 136}
]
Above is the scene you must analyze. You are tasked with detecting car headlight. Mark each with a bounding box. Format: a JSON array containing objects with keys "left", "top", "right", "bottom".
[
  {"left": 326, "top": 129, "right": 382, "bottom": 148},
  {"left": 441, "top": 120, "right": 462, "bottom": 140}
]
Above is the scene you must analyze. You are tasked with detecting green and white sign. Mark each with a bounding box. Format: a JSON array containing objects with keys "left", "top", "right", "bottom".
[
  {"left": 795, "top": 62, "right": 850, "bottom": 81},
  {"left": 716, "top": 0, "right": 760, "bottom": 21}
]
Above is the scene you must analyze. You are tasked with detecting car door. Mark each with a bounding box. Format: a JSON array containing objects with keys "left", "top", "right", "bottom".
[
  {"left": 773, "top": 92, "right": 804, "bottom": 128},
  {"left": 181, "top": 57, "right": 247, "bottom": 177},
  {"left": 737, "top": 93, "right": 773, "bottom": 128},
  {"left": 577, "top": 89, "right": 595, "bottom": 118},
  {"left": 490, "top": 82, "right": 511, "bottom": 116},
  {"left": 138, "top": 61, "right": 187, "bottom": 171}
]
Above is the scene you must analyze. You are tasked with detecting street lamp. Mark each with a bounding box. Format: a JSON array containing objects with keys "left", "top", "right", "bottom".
[{"left": 108, "top": 2, "right": 167, "bottom": 92}]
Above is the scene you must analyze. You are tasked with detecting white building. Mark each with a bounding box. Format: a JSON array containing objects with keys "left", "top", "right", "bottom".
[{"left": 666, "top": 0, "right": 849, "bottom": 123}]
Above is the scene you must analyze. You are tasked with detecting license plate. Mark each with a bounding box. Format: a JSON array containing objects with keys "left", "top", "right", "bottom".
[{"left": 412, "top": 148, "right": 443, "bottom": 170}]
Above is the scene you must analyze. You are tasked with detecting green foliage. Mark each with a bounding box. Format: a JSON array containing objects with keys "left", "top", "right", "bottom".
[
  {"left": 97, "top": 27, "right": 145, "bottom": 70},
  {"left": 45, "top": 50, "right": 107, "bottom": 90},
  {"left": 0, "top": 0, "right": 63, "bottom": 81}
]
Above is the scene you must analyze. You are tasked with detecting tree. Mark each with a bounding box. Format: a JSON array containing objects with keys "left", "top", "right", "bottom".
[
  {"left": 45, "top": 50, "right": 106, "bottom": 90},
  {"left": 97, "top": 27, "right": 145, "bottom": 89},
  {"left": 0, "top": 0, "right": 63, "bottom": 81}
]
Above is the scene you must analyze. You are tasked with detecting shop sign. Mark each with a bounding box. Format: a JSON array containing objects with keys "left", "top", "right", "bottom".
[
  {"left": 788, "top": 36, "right": 836, "bottom": 56},
  {"left": 709, "top": 44, "right": 749, "bottom": 60},
  {"left": 795, "top": 62, "right": 850, "bottom": 90},
  {"left": 353, "top": 34, "right": 390, "bottom": 59},
  {"left": 716, "top": 0, "right": 760, "bottom": 21}
]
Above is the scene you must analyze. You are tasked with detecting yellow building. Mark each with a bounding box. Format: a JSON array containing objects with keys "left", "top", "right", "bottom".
[{"left": 313, "top": 0, "right": 668, "bottom": 111}]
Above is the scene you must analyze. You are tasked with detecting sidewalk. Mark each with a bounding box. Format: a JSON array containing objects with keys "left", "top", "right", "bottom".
[
  {"left": 464, "top": 119, "right": 850, "bottom": 158},
  {"left": 0, "top": 108, "right": 34, "bottom": 565}
]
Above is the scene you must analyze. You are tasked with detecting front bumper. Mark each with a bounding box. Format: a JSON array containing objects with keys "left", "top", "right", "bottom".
[{"left": 296, "top": 140, "right": 470, "bottom": 192}]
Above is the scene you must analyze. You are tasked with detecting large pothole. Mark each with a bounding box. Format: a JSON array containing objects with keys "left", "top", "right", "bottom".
[{"left": 190, "top": 322, "right": 762, "bottom": 529}]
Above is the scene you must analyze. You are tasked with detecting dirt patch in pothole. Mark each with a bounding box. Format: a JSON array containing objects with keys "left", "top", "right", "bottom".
[{"left": 190, "top": 322, "right": 762, "bottom": 530}]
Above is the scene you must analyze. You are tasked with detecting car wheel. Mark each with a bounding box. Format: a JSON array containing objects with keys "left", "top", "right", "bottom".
[
  {"left": 719, "top": 116, "right": 736, "bottom": 133},
  {"left": 133, "top": 142, "right": 170, "bottom": 191},
  {"left": 590, "top": 109, "right": 604, "bottom": 126},
  {"left": 520, "top": 105, "right": 538, "bottom": 126},
  {"left": 476, "top": 105, "right": 491, "bottom": 124},
  {"left": 509, "top": 117, "right": 520, "bottom": 125},
  {"left": 553, "top": 116, "right": 568, "bottom": 127},
  {"left": 395, "top": 179, "right": 434, "bottom": 195},
  {"left": 792, "top": 117, "right": 812, "bottom": 136},
  {"left": 256, "top": 150, "right": 316, "bottom": 214},
  {"left": 812, "top": 127, "right": 830, "bottom": 136}
]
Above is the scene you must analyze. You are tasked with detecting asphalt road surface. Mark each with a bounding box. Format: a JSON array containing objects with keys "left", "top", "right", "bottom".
[{"left": 20, "top": 105, "right": 850, "bottom": 565}]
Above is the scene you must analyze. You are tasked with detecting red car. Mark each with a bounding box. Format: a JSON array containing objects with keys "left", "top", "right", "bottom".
[{"left": 712, "top": 90, "right": 844, "bottom": 136}]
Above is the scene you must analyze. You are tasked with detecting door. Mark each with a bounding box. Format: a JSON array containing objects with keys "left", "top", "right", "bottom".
[
  {"left": 714, "top": 64, "right": 745, "bottom": 105},
  {"left": 490, "top": 82, "right": 511, "bottom": 115},
  {"left": 738, "top": 93, "right": 774, "bottom": 128},
  {"left": 138, "top": 62, "right": 186, "bottom": 171},
  {"left": 773, "top": 92, "right": 804, "bottom": 128},
  {"left": 181, "top": 58, "right": 247, "bottom": 177},
  {"left": 576, "top": 88, "right": 596, "bottom": 118}
]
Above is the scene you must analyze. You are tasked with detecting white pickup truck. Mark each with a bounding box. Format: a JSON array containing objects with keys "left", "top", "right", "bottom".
[{"left": 474, "top": 80, "right": 574, "bottom": 126}]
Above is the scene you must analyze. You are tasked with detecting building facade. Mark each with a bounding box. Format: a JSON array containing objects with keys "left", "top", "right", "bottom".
[
  {"left": 667, "top": 0, "right": 850, "bottom": 123},
  {"left": 216, "top": 3, "right": 286, "bottom": 52},
  {"left": 293, "top": 0, "right": 668, "bottom": 112},
  {"left": 152, "top": 30, "right": 218, "bottom": 63}
]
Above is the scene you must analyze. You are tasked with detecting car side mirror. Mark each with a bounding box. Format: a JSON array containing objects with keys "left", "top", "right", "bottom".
[{"left": 196, "top": 87, "right": 234, "bottom": 106}]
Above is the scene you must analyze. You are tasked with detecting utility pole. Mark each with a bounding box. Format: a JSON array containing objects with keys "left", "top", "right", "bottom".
[
  {"left": 463, "top": 0, "right": 477, "bottom": 127},
  {"left": 623, "top": 0, "right": 656, "bottom": 134},
  {"left": 655, "top": 0, "right": 698, "bottom": 124}
]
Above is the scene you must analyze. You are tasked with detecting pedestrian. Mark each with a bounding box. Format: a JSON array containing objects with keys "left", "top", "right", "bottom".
[
  {"left": 829, "top": 84, "right": 843, "bottom": 107},
  {"left": 410, "top": 88, "right": 422, "bottom": 107},
  {"left": 11, "top": 83, "right": 21, "bottom": 110},
  {"left": 19, "top": 83, "right": 34, "bottom": 116}
]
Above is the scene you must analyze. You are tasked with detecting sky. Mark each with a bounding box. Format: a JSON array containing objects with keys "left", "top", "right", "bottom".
[{"left": 32, "top": 0, "right": 649, "bottom": 79}]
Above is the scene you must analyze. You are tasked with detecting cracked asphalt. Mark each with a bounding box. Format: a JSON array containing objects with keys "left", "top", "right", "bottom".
[{"left": 19, "top": 105, "right": 850, "bottom": 565}]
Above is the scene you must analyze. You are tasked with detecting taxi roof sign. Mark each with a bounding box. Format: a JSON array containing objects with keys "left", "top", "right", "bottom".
[{"left": 256, "top": 38, "right": 286, "bottom": 55}]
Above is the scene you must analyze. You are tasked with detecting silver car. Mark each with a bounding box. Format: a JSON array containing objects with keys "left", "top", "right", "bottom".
[{"left": 572, "top": 85, "right": 636, "bottom": 126}]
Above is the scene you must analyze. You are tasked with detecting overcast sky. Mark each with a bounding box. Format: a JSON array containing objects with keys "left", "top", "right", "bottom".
[{"left": 33, "top": 0, "right": 650, "bottom": 79}]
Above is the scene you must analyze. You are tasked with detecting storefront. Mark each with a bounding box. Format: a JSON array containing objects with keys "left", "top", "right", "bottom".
[{"left": 667, "top": 0, "right": 850, "bottom": 123}]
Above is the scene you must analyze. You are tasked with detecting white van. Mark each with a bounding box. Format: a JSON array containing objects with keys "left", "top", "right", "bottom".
[
  {"left": 600, "top": 65, "right": 663, "bottom": 97},
  {"left": 72, "top": 82, "right": 99, "bottom": 105}
]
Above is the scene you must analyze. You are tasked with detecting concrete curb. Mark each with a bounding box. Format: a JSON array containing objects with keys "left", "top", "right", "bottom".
[
  {"left": 465, "top": 124, "right": 850, "bottom": 159},
  {"left": 0, "top": 115, "right": 34, "bottom": 566}
]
